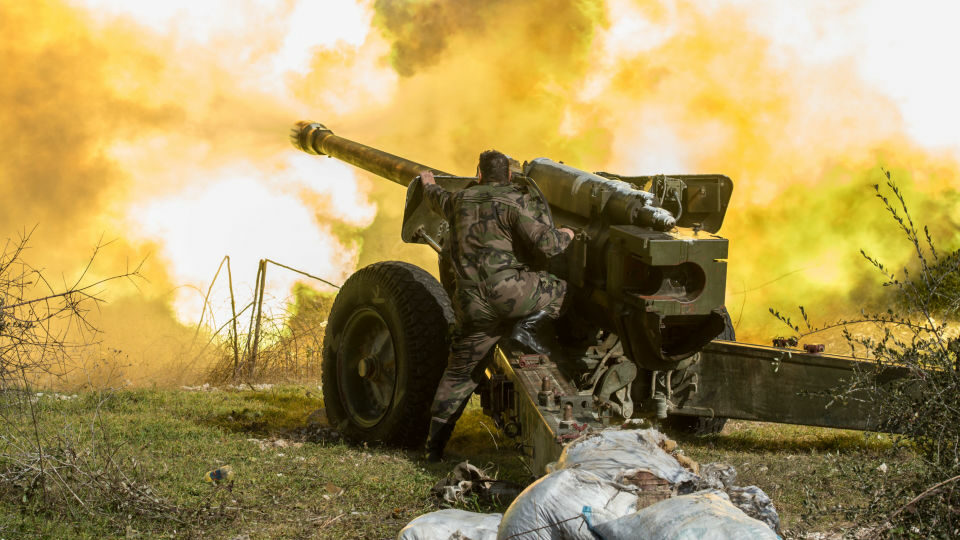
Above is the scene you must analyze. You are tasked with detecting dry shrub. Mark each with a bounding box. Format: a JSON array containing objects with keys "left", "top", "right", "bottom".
[
  {"left": 0, "top": 231, "right": 189, "bottom": 528},
  {"left": 774, "top": 174, "right": 960, "bottom": 537},
  {"left": 207, "top": 283, "right": 334, "bottom": 383}
]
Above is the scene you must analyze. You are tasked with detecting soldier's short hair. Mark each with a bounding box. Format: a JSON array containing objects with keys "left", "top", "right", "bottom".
[{"left": 478, "top": 150, "right": 510, "bottom": 184}]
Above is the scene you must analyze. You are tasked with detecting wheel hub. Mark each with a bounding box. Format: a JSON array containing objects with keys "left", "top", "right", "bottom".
[{"left": 357, "top": 356, "right": 378, "bottom": 378}]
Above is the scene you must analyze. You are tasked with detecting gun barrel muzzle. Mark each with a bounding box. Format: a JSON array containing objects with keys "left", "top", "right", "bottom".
[{"left": 291, "top": 121, "right": 450, "bottom": 187}]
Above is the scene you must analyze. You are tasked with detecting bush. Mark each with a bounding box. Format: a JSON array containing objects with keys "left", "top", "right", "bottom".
[
  {"left": 0, "top": 232, "right": 186, "bottom": 532},
  {"left": 774, "top": 173, "right": 959, "bottom": 537},
  {"left": 206, "top": 281, "right": 334, "bottom": 383}
]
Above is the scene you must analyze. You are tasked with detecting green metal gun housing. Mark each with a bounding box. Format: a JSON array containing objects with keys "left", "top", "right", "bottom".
[
  {"left": 293, "top": 121, "right": 894, "bottom": 473},
  {"left": 292, "top": 121, "right": 734, "bottom": 372}
]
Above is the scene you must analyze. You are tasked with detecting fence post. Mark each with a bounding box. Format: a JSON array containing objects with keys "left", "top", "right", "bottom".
[
  {"left": 249, "top": 259, "right": 267, "bottom": 377},
  {"left": 226, "top": 256, "right": 240, "bottom": 373}
]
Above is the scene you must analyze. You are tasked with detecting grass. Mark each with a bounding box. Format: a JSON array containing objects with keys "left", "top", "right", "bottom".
[
  {"left": 680, "top": 421, "right": 917, "bottom": 536},
  {"left": 0, "top": 386, "right": 915, "bottom": 539}
]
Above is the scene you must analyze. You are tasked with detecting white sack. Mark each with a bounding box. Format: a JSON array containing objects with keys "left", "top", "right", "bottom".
[
  {"left": 398, "top": 509, "right": 502, "bottom": 540},
  {"left": 550, "top": 428, "right": 698, "bottom": 486},
  {"left": 592, "top": 490, "right": 780, "bottom": 540},
  {"left": 497, "top": 468, "right": 638, "bottom": 539}
]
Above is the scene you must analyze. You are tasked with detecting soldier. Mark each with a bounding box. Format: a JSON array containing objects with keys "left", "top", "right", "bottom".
[{"left": 420, "top": 150, "right": 575, "bottom": 461}]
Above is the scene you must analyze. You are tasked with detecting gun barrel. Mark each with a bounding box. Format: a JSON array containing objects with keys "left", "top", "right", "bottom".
[{"left": 291, "top": 121, "right": 451, "bottom": 186}]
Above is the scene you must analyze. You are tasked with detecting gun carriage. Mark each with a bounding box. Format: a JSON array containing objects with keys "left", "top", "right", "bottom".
[{"left": 292, "top": 121, "right": 887, "bottom": 473}]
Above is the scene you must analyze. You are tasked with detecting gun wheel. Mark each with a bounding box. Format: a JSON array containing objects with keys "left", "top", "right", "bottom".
[
  {"left": 663, "top": 415, "right": 728, "bottom": 436},
  {"left": 322, "top": 261, "right": 453, "bottom": 447}
]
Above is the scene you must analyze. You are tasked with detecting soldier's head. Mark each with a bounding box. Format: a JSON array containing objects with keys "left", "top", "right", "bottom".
[{"left": 477, "top": 150, "right": 511, "bottom": 185}]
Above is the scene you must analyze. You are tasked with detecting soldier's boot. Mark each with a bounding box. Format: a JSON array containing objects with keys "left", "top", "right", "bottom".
[
  {"left": 425, "top": 418, "right": 456, "bottom": 462},
  {"left": 510, "top": 310, "right": 552, "bottom": 356}
]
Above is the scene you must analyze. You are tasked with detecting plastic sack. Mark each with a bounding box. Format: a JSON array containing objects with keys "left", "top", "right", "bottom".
[
  {"left": 497, "top": 468, "right": 638, "bottom": 539},
  {"left": 397, "top": 509, "right": 502, "bottom": 540},
  {"left": 728, "top": 485, "right": 781, "bottom": 533},
  {"left": 592, "top": 490, "right": 780, "bottom": 540},
  {"left": 549, "top": 429, "right": 698, "bottom": 487},
  {"left": 699, "top": 462, "right": 737, "bottom": 489},
  {"left": 699, "top": 464, "right": 780, "bottom": 532},
  {"left": 431, "top": 461, "right": 522, "bottom": 504}
]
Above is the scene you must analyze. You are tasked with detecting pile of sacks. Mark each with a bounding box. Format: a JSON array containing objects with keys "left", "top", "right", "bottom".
[{"left": 399, "top": 428, "right": 781, "bottom": 540}]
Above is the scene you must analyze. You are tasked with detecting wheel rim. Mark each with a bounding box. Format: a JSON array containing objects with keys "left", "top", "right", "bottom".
[{"left": 336, "top": 307, "right": 397, "bottom": 428}]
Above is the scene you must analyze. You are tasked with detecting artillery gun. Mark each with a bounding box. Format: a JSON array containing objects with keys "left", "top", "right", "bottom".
[{"left": 292, "top": 121, "right": 886, "bottom": 473}]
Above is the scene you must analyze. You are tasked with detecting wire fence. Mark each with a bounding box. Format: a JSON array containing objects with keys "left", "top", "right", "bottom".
[{"left": 194, "top": 256, "right": 340, "bottom": 384}]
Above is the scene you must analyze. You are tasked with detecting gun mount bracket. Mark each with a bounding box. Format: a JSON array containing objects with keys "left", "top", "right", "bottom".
[
  {"left": 414, "top": 226, "right": 442, "bottom": 254},
  {"left": 653, "top": 177, "right": 687, "bottom": 221},
  {"left": 558, "top": 396, "right": 595, "bottom": 422}
]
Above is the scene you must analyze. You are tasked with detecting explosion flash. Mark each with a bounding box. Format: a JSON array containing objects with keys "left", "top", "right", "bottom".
[{"left": 2, "top": 0, "right": 958, "bottom": 384}]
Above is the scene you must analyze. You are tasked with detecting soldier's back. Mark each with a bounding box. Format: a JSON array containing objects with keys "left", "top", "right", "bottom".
[{"left": 451, "top": 183, "right": 529, "bottom": 281}]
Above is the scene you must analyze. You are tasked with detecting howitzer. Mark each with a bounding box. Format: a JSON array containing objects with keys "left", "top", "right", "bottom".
[{"left": 293, "top": 121, "right": 893, "bottom": 473}]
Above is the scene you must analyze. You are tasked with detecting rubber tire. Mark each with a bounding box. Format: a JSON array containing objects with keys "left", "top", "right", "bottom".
[
  {"left": 664, "top": 415, "right": 728, "bottom": 436},
  {"left": 322, "top": 261, "right": 453, "bottom": 447},
  {"left": 664, "top": 307, "right": 735, "bottom": 436}
]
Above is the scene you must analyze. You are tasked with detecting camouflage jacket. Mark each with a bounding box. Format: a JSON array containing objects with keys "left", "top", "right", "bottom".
[{"left": 423, "top": 181, "right": 570, "bottom": 283}]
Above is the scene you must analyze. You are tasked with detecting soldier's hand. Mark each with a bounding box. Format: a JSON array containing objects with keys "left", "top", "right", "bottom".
[
  {"left": 559, "top": 227, "right": 575, "bottom": 240},
  {"left": 420, "top": 170, "right": 436, "bottom": 185}
]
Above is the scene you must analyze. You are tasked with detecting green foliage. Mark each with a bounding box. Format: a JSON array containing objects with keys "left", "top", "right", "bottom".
[
  {"left": 907, "top": 249, "right": 960, "bottom": 316},
  {"left": 773, "top": 172, "right": 960, "bottom": 537},
  {"left": 285, "top": 283, "right": 335, "bottom": 339}
]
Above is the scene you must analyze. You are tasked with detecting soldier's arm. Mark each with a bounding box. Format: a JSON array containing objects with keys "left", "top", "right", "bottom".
[
  {"left": 420, "top": 171, "right": 453, "bottom": 219},
  {"left": 511, "top": 203, "right": 572, "bottom": 258},
  {"left": 525, "top": 192, "right": 552, "bottom": 227}
]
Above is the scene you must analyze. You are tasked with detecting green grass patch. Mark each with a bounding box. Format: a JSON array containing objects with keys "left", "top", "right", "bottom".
[
  {"left": 680, "top": 421, "right": 916, "bottom": 536},
  {"left": 0, "top": 389, "right": 916, "bottom": 538}
]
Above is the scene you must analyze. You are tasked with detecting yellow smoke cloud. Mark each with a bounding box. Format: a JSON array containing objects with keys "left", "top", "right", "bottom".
[
  {"left": 295, "top": 0, "right": 960, "bottom": 344},
  {"left": 2, "top": 0, "right": 958, "bottom": 388},
  {"left": 1, "top": 0, "right": 376, "bottom": 385}
]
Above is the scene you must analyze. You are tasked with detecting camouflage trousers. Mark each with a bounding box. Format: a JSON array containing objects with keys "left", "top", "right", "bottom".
[{"left": 428, "top": 270, "right": 566, "bottom": 438}]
